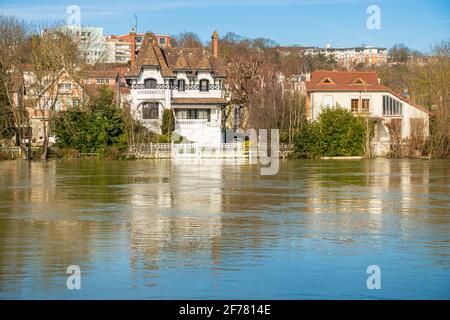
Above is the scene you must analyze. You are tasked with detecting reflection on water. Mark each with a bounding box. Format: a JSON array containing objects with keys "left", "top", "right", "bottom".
[{"left": 0, "top": 159, "right": 449, "bottom": 299}]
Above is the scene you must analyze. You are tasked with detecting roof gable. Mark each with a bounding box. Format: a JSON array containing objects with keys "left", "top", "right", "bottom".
[
  {"left": 126, "top": 31, "right": 226, "bottom": 78},
  {"left": 351, "top": 77, "right": 367, "bottom": 85},
  {"left": 319, "top": 76, "right": 335, "bottom": 85}
]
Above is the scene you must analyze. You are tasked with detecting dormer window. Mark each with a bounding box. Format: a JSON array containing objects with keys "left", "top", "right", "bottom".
[
  {"left": 199, "top": 79, "right": 209, "bottom": 92},
  {"left": 320, "top": 77, "right": 334, "bottom": 85},
  {"left": 351, "top": 78, "right": 366, "bottom": 85},
  {"left": 144, "top": 78, "right": 157, "bottom": 89}
]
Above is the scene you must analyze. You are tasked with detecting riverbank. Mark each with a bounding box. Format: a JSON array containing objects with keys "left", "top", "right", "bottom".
[
  {"left": 0, "top": 143, "right": 295, "bottom": 160},
  {"left": 0, "top": 144, "right": 441, "bottom": 161}
]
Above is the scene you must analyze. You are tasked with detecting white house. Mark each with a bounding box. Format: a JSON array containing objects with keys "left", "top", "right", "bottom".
[
  {"left": 306, "top": 71, "right": 430, "bottom": 156},
  {"left": 125, "top": 31, "right": 227, "bottom": 145}
]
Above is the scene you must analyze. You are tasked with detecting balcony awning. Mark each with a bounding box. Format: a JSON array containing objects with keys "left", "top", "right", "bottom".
[{"left": 172, "top": 98, "right": 228, "bottom": 105}]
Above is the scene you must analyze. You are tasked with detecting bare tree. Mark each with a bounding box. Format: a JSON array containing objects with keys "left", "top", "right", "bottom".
[
  {"left": 413, "top": 40, "right": 450, "bottom": 158},
  {"left": 0, "top": 17, "right": 91, "bottom": 159},
  {"left": 225, "top": 49, "right": 265, "bottom": 129},
  {"left": 171, "top": 31, "right": 203, "bottom": 48},
  {"left": 0, "top": 15, "right": 32, "bottom": 158},
  {"left": 25, "top": 24, "right": 85, "bottom": 159},
  {"left": 407, "top": 118, "right": 426, "bottom": 158},
  {"left": 386, "top": 119, "right": 403, "bottom": 158},
  {"left": 247, "top": 62, "right": 306, "bottom": 144},
  {"left": 248, "top": 62, "right": 283, "bottom": 130},
  {"left": 389, "top": 44, "right": 412, "bottom": 63}
]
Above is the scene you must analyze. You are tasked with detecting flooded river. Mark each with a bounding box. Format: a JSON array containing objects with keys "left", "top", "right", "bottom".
[{"left": 0, "top": 159, "right": 449, "bottom": 299}]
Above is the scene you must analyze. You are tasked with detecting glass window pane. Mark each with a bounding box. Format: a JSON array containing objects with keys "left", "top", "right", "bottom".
[
  {"left": 200, "top": 80, "right": 209, "bottom": 92},
  {"left": 144, "top": 79, "right": 157, "bottom": 89},
  {"left": 178, "top": 79, "right": 185, "bottom": 92},
  {"left": 142, "top": 102, "right": 159, "bottom": 119}
]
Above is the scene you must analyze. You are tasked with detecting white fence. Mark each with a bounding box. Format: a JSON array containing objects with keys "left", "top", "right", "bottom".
[
  {"left": 127, "top": 143, "right": 172, "bottom": 159},
  {"left": 172, "top": 143, "right": 247, "bottom": 159},
  {"left": 126, "top": 143, "right": 293, "bottom": 159}
]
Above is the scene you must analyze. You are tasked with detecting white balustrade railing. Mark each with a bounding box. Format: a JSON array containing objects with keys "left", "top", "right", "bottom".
[
  {"left": 135, "top": 89, "right": 165, "bottom": 99},
  {"left": 126, "top": 143, "right": 293, "bottom": 159},
  {"left": 175, "top": 120, "right": 220, "bottom": 128},
  {"left": 175, "top": 119, "right": 208, "bottom": 127},
  {"left": 172, "top": 142, "right": 247, "bottom": 159}
]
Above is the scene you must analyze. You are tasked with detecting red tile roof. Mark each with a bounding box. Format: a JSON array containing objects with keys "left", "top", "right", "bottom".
[
  {"left": 127, "top": 32, "right": 226, "bottom": 78},
  {"left": 306, "top": 70, "right": 431, "bottom": 115},
  {"left": 306, "top": 70, "right": 386, "bottom": 92},
  {"left": 85, "top": 63, "right": 129, "bottom": 88}
]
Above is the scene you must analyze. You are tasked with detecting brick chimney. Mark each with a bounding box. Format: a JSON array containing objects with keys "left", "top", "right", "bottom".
[
  {"left": 130, "top": 27, "right": 137, "bottom": 67},
  {"left": 212, "top": 31, "right": 219, "bottom": 58}
]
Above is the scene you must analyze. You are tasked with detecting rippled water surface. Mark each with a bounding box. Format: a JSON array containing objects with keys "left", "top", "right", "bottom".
[{"left": 0, "top": 159, "right": 449, "bottom": 299}]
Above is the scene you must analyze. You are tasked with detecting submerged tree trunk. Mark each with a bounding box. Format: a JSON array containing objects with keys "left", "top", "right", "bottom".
[{"left": 40, "top": 120, "right": 49, "bottom": 160}]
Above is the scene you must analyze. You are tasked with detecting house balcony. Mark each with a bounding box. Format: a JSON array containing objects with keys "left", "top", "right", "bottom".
[
  {"left": 175, "top": 119, "right": 220, "bottom": 128},
  {"left": 134, "top": 89, "right": 166, "bottom": 100}
]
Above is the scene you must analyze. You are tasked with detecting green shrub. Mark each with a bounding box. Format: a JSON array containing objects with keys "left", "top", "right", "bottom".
[
  {"left": 291, "top": 120, "right": 320, "bottom": 158},
  {"left": 52, "top": 87, "right": 126, "bottom": 155},
  {"left": 161, "top": 109, "right": 175, "bottom": 137},
  {"left": 292, "top": 107, "right": 365, "bottom": 158},
  {"left": 155, "top": 134, "right": 170, "bottom": 143}
]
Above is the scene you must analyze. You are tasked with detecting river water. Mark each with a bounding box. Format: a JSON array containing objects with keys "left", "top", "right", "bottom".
[{"left": 0, "top": 159, "right": 449, "bottom": 299}]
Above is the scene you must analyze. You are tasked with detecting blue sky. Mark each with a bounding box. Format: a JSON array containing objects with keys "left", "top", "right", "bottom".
[{"left": 0, "top": 0, "right": 449, "bottom": 53}]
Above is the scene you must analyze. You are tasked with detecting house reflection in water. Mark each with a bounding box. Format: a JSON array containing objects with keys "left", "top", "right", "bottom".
[{"left": 128, "top": 160, "right": 225, "bottom": 282}]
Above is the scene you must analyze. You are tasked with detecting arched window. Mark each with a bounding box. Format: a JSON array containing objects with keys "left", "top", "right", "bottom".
[
  {"left": 144, "top": 78, "right": 157, "bottom": 89},
  {"left": 142, "top": 102, "right": 159, "bottom": 119},
  {"left": 199, "top": 79, "right": 209, "bottom": 92}
]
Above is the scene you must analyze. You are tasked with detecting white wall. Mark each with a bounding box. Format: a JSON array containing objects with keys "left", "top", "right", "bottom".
[
  {"left": 128, "top": 67, "right": 225, "bottom": 143},
  {"left": 309, "top": 90, "right": 429, "bottom": 139}
]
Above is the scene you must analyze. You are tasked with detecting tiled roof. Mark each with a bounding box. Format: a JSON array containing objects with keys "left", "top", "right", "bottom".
[
  {"left": 306, "top": 70, "right": 386, "bottom": 92},
  {"left": 127, "top": 32, "right": 226, "bottom": 78},
  {"left": 183, "top": 48, "right": 212, "bottom": 72},
  {"left": 307, "top": 70, "right": 431, "bottom": 115},
  {"left": 88, "top": 70, "right": 119, "bottom": 78},
  {"left": 165, "top": 48, "right": 191, "bottom": 71},
  {"left": 171, "top": 98, "right": 228, "bottom": 105},
  {"left": 87, "top": 63, "right": 129, "bottom": 79}
]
